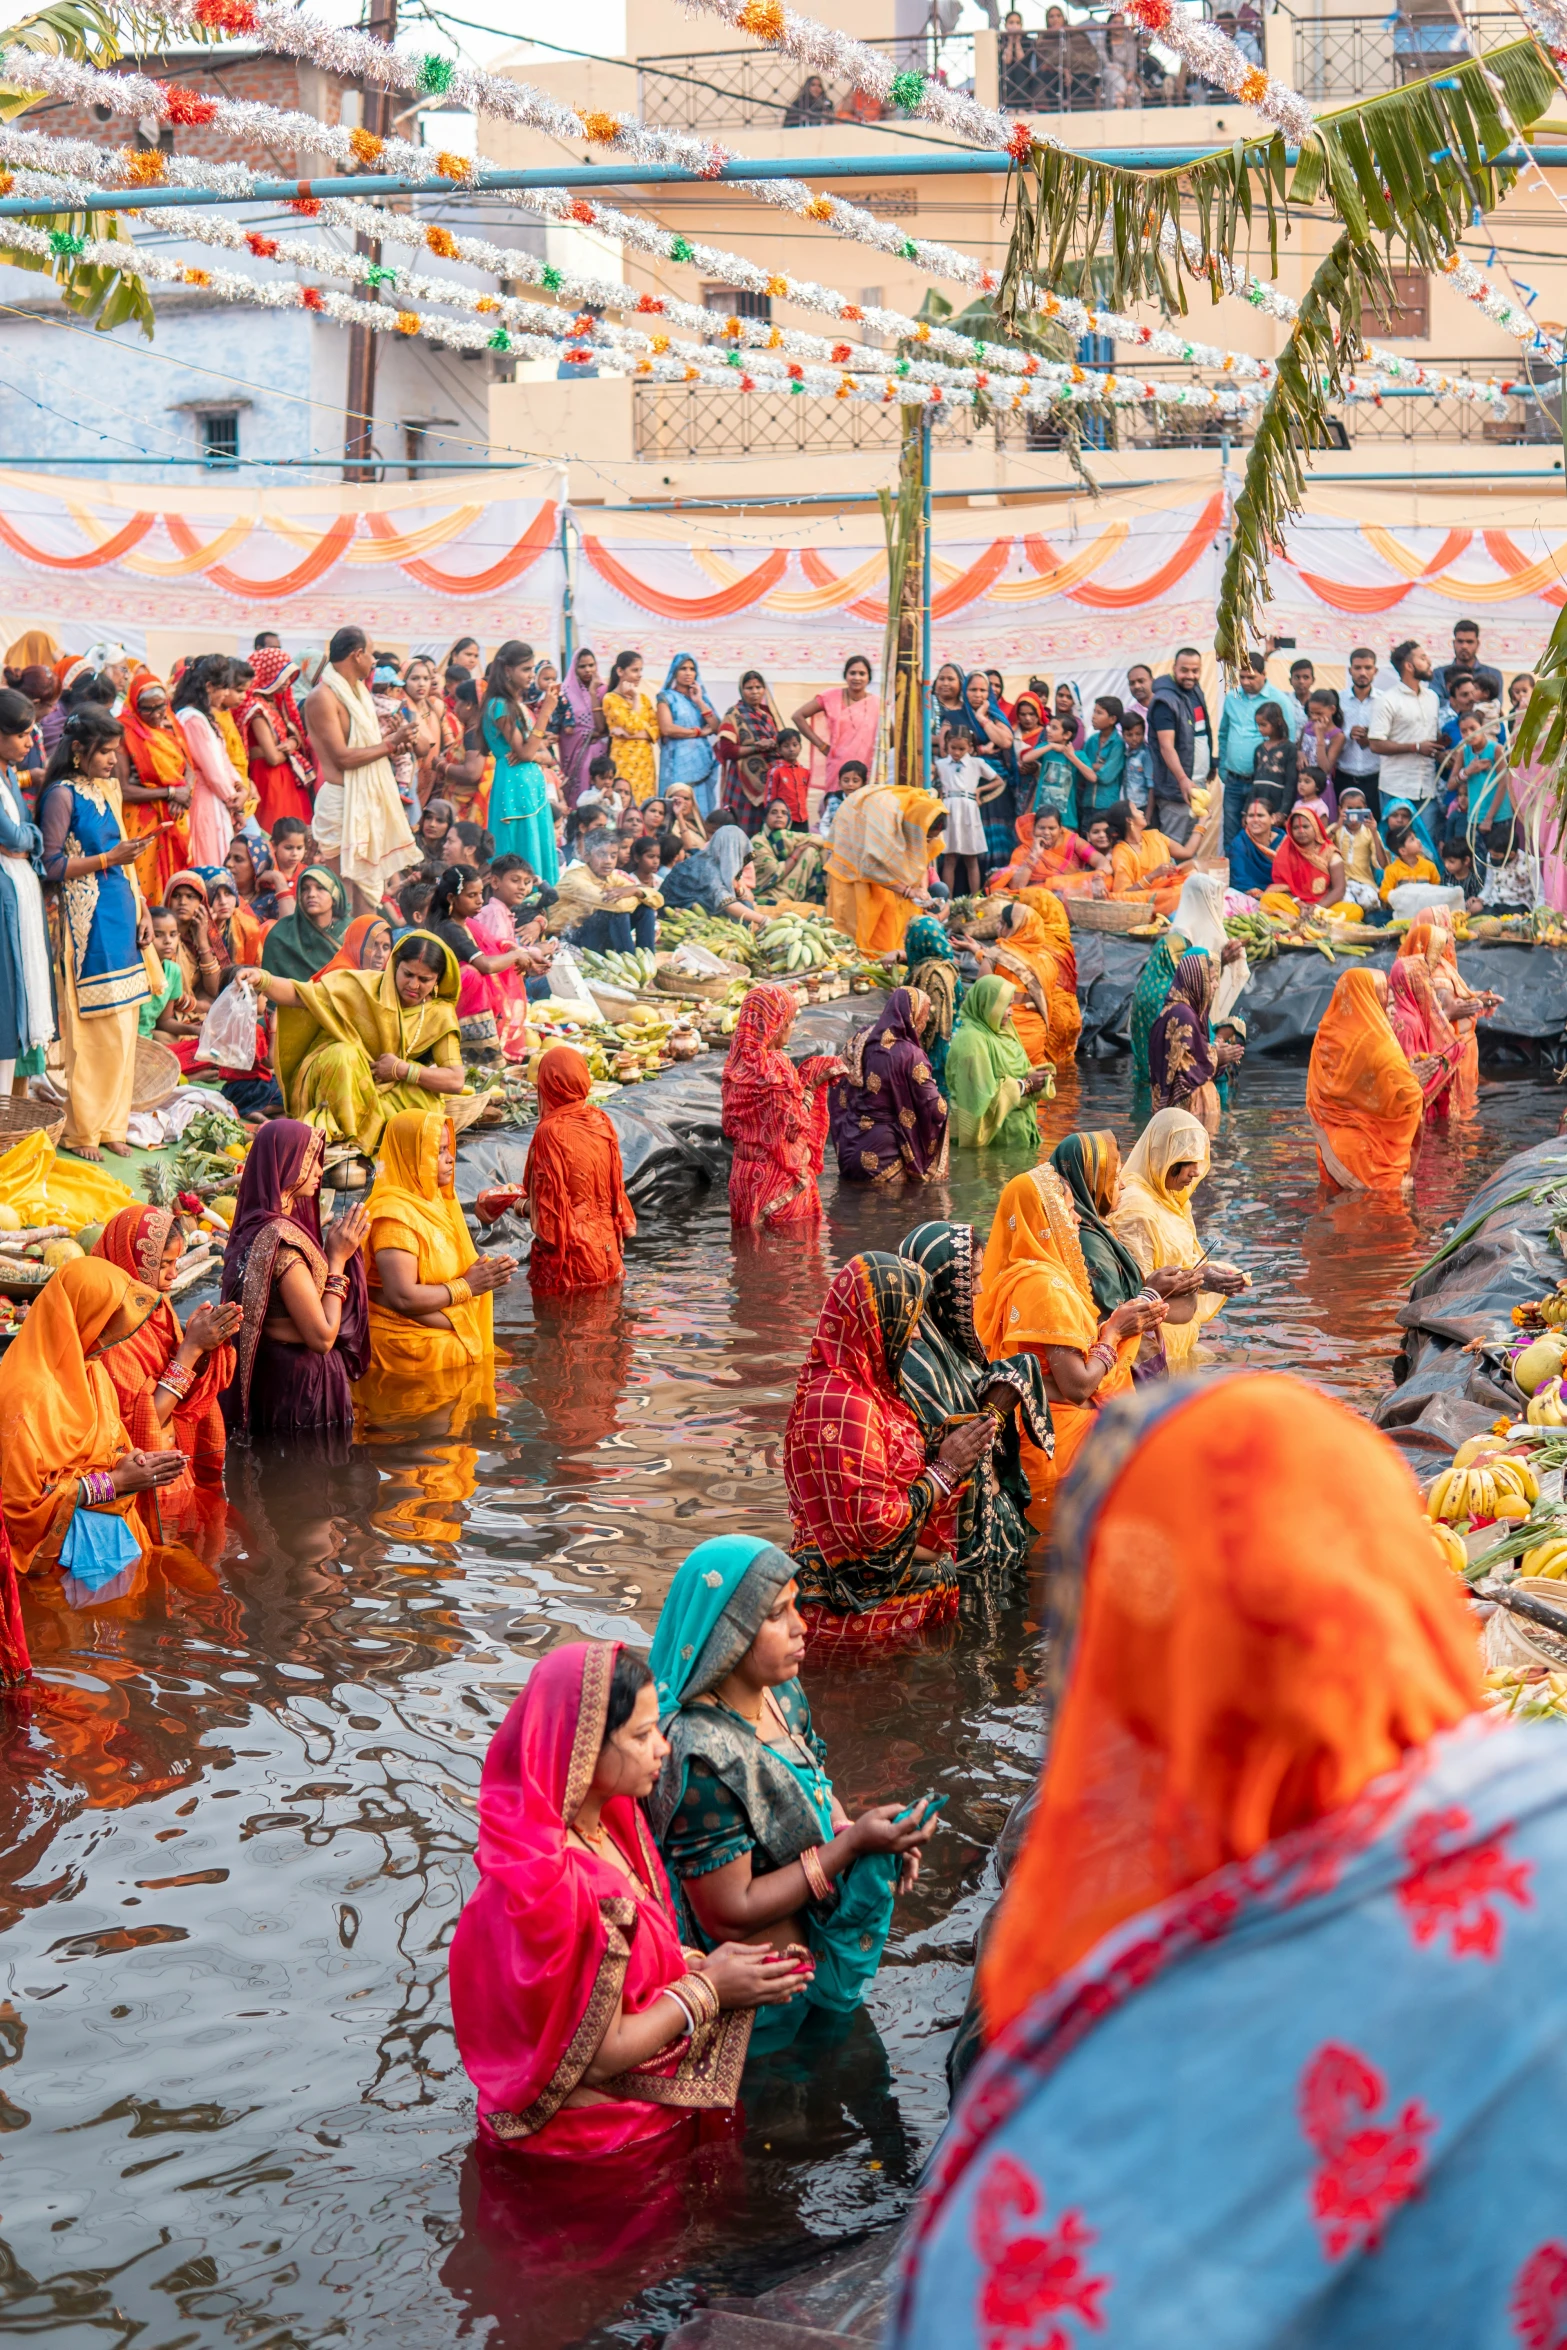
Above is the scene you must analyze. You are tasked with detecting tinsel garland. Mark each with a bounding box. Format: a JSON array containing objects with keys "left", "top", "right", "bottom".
[{"left": 682, "top": 0, "right": 1313, "bottom": 149}]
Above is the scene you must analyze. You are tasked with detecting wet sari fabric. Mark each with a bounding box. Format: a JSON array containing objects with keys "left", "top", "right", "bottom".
[
  {"left": 219, "top": 1117, "right": 368, "bottom": 1436},
  {"left": 363, "top": 1108, "right": 493, "bottom": 1384},
  {"left": 888, "top": 1377, "right": 1554, "bottom": 2350},
  {"left": 1147, "top": 949, "right": 1217, "bottom": 1112},
  {"left": 1387, "top": 958, "right": 1465, "bottom": 1113},
  {"left": 721, "top": 983, "right": 839, "bottom": 1227},
  {"left": 829, "top": 987, "right": 949, "bottom": 1184},
  {"left": 992, "top": 899, "right": 1081, "bottom": 1071},
  {"left": 91, "top": 1206, "right": 233, "bottom": 1513},
  {"left": 903, "top": 915, "right": 961, "bottom": 1094},
  {"left": 523, "top": 1046, "right": 635, "bottom": 1293},
  {"left": 0, "top": 1256, "right": 154, "bottom": 1574},
  {"left": 946, "top": 977, "right": 1037, "bottom": 1152},
  {"left": 1306, "top": 968, "right": 1424, "bottom": 1190},
  {"left": 1400, "top": 911, "right": 1480, "bottom": 1118}
]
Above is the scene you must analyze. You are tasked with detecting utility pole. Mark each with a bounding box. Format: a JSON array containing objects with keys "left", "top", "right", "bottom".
[{"left": 343, "top": 0, "right": 395, "bottom": 481}]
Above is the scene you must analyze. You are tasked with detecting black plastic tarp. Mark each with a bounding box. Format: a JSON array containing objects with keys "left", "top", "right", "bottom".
[
  {"left": 1373, "top": 1137, "right": 1567, "bottom": 1464},
  {"left": 1076, "top": 934, "right": 1567, "bottom": 1061},
  {"left": 454, "top": 991, "right": 886, "bottom": 1210}
]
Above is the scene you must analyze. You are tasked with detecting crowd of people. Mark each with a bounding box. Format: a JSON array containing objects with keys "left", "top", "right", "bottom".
[{"left": 0, "top": 609, "right": 1559, "bottom": 2322}]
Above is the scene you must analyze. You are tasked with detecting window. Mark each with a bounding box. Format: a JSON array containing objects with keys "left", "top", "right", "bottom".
[
  {"left": 862, "top": 186, "right": 918, "bottom": 218},
  {"left": 1361, "top": 270, "right": 1428, "bottom": 340},
  {"left": 200, "top": 411, "right": 240, "bottom": 469},
  {"left": 702, "top": 283, "right": 771, "bottom": 322}
]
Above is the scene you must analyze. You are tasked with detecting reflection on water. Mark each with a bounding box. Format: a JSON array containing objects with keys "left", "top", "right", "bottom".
[{"left": 0, "top": 1063, "right": 1556, "bottom": 2346}]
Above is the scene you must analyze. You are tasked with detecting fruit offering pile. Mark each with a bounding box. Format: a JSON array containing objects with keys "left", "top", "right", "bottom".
[
  {"left": 754, "top": 912, "right": 860, "bottom": 978},
  {"left": 658, "top": 911, "right": 762, "bottom": 966}
]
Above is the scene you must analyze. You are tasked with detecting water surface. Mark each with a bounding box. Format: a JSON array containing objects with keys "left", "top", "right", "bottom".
[{"left": 0, "top": 1063, "right": 1555, "bottom": 2348}]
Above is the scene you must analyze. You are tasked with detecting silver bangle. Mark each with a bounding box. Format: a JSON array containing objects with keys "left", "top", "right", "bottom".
[
  {"left": 927, "top": 1464, "right": 953, "bottom": 1499},
  {"left": 663, "top": 1989, "right": 697, "bottom": 2039}
]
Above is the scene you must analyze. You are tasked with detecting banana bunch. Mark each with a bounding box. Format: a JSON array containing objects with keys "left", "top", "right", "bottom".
[
  {"left": 756, "top": 913, "right": 844, "bottom": 974},
  {"left": 1522, "top": 1537, "right": 1567, "bottom": 1580},
  {"left": 1539, "top": 1289, "right": 1567, "bottom": 1330},
  {"left": 1529, "top": 1377, "right": 1567, "bottom": 1427},
  {"left": 1426, "top": 1452, "right": 1540, "bottom": 1525},
  {"left": 658, "top": 911, "right": 759, "bottom": 965},
  {"left": 1429, "top": 1521, "right": 1470, "bottom": 1575},
  {"left": 579, "top": 945, "right": 660, "bottom": 992}
]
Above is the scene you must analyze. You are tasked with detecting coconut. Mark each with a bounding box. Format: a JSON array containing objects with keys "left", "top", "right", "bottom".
[{"left": 1515, "top": 1333, "right": 1567, "bottom": 1395}]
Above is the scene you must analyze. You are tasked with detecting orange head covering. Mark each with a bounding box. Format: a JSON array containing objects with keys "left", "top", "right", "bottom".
[
  {"left": 0, "top": 1257, "right": 158, "bottom": 1570},
  {"left": 92, "top": 1204, "right": 178, "bottom": 1288},
  {"left": 1271, "top": 803, "right": 1336, "bottom": 901},
  {"left": 523, "top": 1048, "right": 635, "bottom": 1289},
  {"left": 975, "top": 1162, "right": 1100, "bottom": 1361},
  {"left": 979, "top": 1372, "right": 1483, "bottom": 2040},
  {"left": 1304, "top": 967, "right": 1424, "bottom": 1188},
  {"left": 120, "top": 668, "right": 187, "bottom": 790},
  {"left": 320, "top": 914, "right": 392, "bottom": 976},
  {"left": 1004, "top": 891, "right": 1078, "bottom": 994}
]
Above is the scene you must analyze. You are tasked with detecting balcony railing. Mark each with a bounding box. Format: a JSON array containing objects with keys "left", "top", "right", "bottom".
[
  {"left": 1288, "top": 10, "right": 1523, "bottom": 102},
  {"left": 632, "top": 381, "right": 1557, "bottom": 463},
  {"left": 636, "top": 34, "right": 974, "bottom": 135}
]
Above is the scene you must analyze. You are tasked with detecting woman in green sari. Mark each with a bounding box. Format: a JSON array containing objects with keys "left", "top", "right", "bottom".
[
  {"left": 647, "top": 1535, "right": 938, "bottom": 2058},
  {"left": 894, "top": 1221, "right": 1052, "bottom": 1577},
  {"left": 903, "top": 914, "right": 962, "bottom": 1096},
  {"left": 945, "top": 975, "right": 1053, "bottom": 1148},
  {"left": 1128, "top": 928, "right": 1185, "bottom": 1087},
  {"left": 1051, "top": 1127, "right": 1169, "bottom": 1382}
]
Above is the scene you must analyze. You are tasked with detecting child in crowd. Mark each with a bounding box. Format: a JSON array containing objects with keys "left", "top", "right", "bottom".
[
  {"left": 1441, "top": 832, "right": 1483, "bottom": 908},
  {"left": 1453, "top": 709, "right": 1509, "bottom": 833},
  {"left": 1120, "top": 709, "right": 1152, "bottom": 811},
  {"left": 265, "top": 816, "right": 309, "bottom": 916},
  {"left": 1251, "top": 700, "right": 1297, "bottom": 812},
  {"left": 1290, "top": 765, "right": 1336, "bottom": 828},
  {"left": 819, "top": 756, "right": 869, "bottom": 833},
  {"left": 1379, "top": 814, "right": 1442, "bottom": 902},
  {"left": 1028, "top": 715, "right": 1080, "bottom": 828},
  {"left": 396, "top": 872, "right": 438, "bottom": 934},
  {"left": 1299, "top": 690, "right": 1344, "bottom": 815},
  {"left": 139, "top": 907, "right": 204, "bottom": 1042},
  {"left": 372, "top": 660, "right": 420, "bottom": 823},
  {"left": 1333, "top": 786, "right": 1384, "bottom": 911},
  {"left": 1062, "top": 694, "right": 1127, "bottom": 822},
  {"left": 933, "top": 720, "right": 1000, "bottom": 899},
  {"left": 765, "top": 728, "right": 811, "bottom": 827},
  {"left": 1480, "top": 819, "right": 1539, "bottom": 913}
]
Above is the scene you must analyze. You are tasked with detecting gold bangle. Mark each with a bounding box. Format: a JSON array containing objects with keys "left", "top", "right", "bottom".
[
  {"left": 674, "top": 1969, "right": 720, "bottom": 2028},
  {"left": 799, "top": 1844, "right": 832, "bottom": 1904},
  {"left": 446, "top": 1277, "right": 473, "bottom": 1308}
]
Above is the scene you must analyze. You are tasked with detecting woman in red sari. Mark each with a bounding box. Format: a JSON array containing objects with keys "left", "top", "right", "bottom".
[
  {"left": 1270, "top": 804, "right": 1346, "bottom": 909},
  {"left": 90, "top": 1207, "right": 241, "bottom": 1520},
  {"left": 449, "top": 1640, "right": 801, "bottom": 2164},
  {"left": 240, "top": 648, "right": 316, "bottom": 830},
  {"left": 524, "top": 1046, "right": 635, "bottom": 1293},
  {"left": 783, "top": 1252, "right": 993, "bottom": 1642},
  {"left": 720, "top": 983, "right": 842, "bottom": 1228}
]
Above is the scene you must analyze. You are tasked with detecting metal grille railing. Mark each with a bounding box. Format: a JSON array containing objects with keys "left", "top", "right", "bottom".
[
  {"left": 633, "top": 384, "right": 980, "bottom": 459},
  {"left": 636, "top": 34, "right": 973, "bottom": 134},
  {"left": 1289, "top": 11, "right": 1521, "bottom": 101},
  {"left": 995, "top": 22, "right": 1251, "bottom": 111}
]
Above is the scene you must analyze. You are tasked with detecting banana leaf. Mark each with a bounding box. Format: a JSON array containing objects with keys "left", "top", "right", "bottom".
[
  {"left": 1407, "top": 1172, "right": 1567, "bottom": 1286},
  {"left": 0, "top": 0, "right": 222, "bottom": 113},
  {"left": 0, "top": 205, "right": 154, "bottom": 334}
]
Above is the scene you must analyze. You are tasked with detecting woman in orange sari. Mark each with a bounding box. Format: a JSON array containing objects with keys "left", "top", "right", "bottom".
[
  {"left": 1398, "top": 910, "right": 1494, "bottom": 1120},
  {"left": 118, "top": 669, "right": 191, "bottom": 902},
  {"left": 988, "top": 897, "right": 1081, "bottom": 1071},
  {"left": 89, "top": 1206, "right": 241, "bottom": 1524},
  {"left": 1102, "top": 797, "right": 1192, "bottom": 917},
  {"left": 974, "top": 1164, "right": 1165, "bottom": 1530},
  {"left": 523, "top": 1046, "right": 635, "bottom": 1294},
  {"left": 1305, "top": 967, "right": 1424, "bottom": 1191},
  {"left": 318, "top": 913, "right": 392, "bottom": 977}
]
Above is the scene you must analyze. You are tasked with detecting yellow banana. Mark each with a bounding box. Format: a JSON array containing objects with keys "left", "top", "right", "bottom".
[
  {"left": 1429, "top": 1522, "right": 1469, "bottom": 1574},
  {"left": 1476, "top": 1470, "right": 1497, "bottom": 1521},
  {"left": 1495, "top": 1495, "right": 1532, "bottom": 1522},
  {"left": 1524, "top": 1540, "right": 1567, "bottom": 1580},
  {"left": 1426, "top": 1468, "right": 1457, "bottom": 1522}
]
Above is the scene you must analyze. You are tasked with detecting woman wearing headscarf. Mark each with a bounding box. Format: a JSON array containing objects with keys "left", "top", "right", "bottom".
[
  {"left": 989, "top": 897, "right": 1081, "bottom": 1072},
  {"left": 449, "top": 1640, "right": 797, "bottom": 2162},
  {"left": 317, "top": 913, "right": 392, "bottom": 976},
  {"left": 825, "top": 782, "right": 946, "bottom": 955},
  {"left": 1109, "top": 1107, "right": 1248, "bottom": 1372},
  {"left": 0, "top": 685, "right": 55, "bottom": 1094},
  {"left": 1306, "top": 966, "right": 1425, "bottom": 1191},
  {"left": 1399, "top": 909, "right": 1491, "bottom": 1120},
  {"left": 523, "top": 1045, "right": 635, "bottom": 1294},
  {"left": 239, "top": 648, "right": 316, "bottom": 830},
  {"left": 961, "top": 671, "right": 1020, "bottom": 869},
  {"left": 714, "top": 669, "right": 780, "bottom": 836},
  {"left": 171, "top": 654, "right": 242, "bottom": 867},
  {"left": 646, "top": 1538, "right": 937, "bottom": 2056},
  {"left": 361, "top": 1108, "right": 514, "bottom": 1398},
  {"left": 1127, "top": 924, "right": 1185, "bottom": 1088},
  {"left": 658, "top": 823, "right": 769, "bottom": 928},
  {"left": 602, "top": 651, "right": 659, "bottom": 807},
  {"left": 895, "top": 1222, "right": 1054, "bottom": 1578},
  {"left": 250, "top": 930, "right": 487, "bottom": 1156},
  {"left": 903, "top": 914, "right": 961, "bottom": 1094},
  {"left": 1147, "top": 949, "right": 1229, "bottom": 1119},
  {"left": 88, "top": 1206, "right": 240, "bottom": 1519},
  {"left": 557, "top": 646, "right": 605, "bottom": 808},
  {"left": 889, "top": 1375, "right": 1533, "bottom": 2350},
  {"left": 946, "top": 976, "right": 1053, "bottom": 1150},
  {"left": 828, "top": 987, "right": 949, "bottom": 1185},
  {"left": 260, "top": 863, "right": 349, "bottom": 982},
  {"left": 975, "top": 1164, "right": 1164, "bottom": 1529},
  {"left": 721, "top": 983, "right": 842, "bottom": 1229},
  {"left": 0, "top": 1256, "right": 185, "bottom": 1587},
  {"left": 481, "top": 642, "right": 560, "bottom": 887},
  {"left": 783, "top": 1252, "right": 995, "bottom": 1636},
  {"left": 1387, "top": 955, "right": 1466, "bottom": 1116},
  {"left": 218, "top": 1118, "right": 369, "bottom": 1440},
  {"left": 117, "top": 669, "right": 192, "bottom": 900},
  {"left": 656, "top": 653, "right": 720, "bottom": 817},
  {"left": 1169, "top": 868, "right": 1249, "bottom": 1024},
  {"left": 1271, "top": 801, "right": 1346, "bottom": 909},
  {"left": 1050, "top": 1130, "right": 1147, "bottom": 1325},
  {"left": 1103, "top": 796, "right": 1191, "bottom": 916}
]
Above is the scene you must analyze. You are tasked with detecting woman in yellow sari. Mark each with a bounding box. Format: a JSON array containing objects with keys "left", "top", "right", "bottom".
[
  {"left": 1102, "top": 798, "right": 1194, "bottom": 917},
  {"left": 974, "top": 1164, "right": 1165, "bottom": 1530},
  {"left": 825, "top": 784, "right": 946, "bottom": 954},
  {"left": 988, "top": 897, "right": 1082, "bottom": 1070},
  {"left": 247, "top": 930, "right": 496, "bottom": 1155},
  {"left": 357, "top": 1107, "right": 516, "bottom": 1418},
  {"left": 1109, "top": 1107, "right": 1248, "bottom": 1373}
]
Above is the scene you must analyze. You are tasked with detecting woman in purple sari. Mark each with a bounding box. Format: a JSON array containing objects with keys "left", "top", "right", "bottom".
[
  {"left": 557, "top": 647, "right": 604, "bottom": 809},
  {"left": 829, "top": 985, "right": 949, "bottom": 1185},
  {"left": 1146, "top": 946, "right": 1219, "bottom": 1117},
  {"left": 219, "top": 1119, "right": 369, "bottom": 1441}
]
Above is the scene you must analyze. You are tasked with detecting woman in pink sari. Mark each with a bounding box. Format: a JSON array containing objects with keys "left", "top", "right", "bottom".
[
  {"left": 558, "top": 647, "right": 605, "bottom": 809},
  {"left": 171, "top": 656, "right": 242, "bottom": 866},
  {"left": 448, "top": 1640, "right": 805, "bottom": 2162},
  {"left": 467, "top": 855, "right": 547, "bottom": 1058},
  {"left": 794, "top": 654, "right": 880, "bottom": 804},
  {"left": 1387, "top": 956, "right": 1465, "bottom": 1117}
]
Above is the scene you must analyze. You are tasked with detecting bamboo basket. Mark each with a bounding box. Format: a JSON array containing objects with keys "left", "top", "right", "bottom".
[
  {"left": 132, "top": 1037, "right": 181, "bottom": 1114},
  {"left": 0, "top": 1094, "right": 64, "bottom": 1149},
  {"left": 1065, "top": 898, "right": 1153, "bottom": 936}
]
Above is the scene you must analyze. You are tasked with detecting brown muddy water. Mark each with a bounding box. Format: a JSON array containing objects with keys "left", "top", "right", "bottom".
[{"left": 0, "top": 1062, "right": 1557, "bottom": 2350}]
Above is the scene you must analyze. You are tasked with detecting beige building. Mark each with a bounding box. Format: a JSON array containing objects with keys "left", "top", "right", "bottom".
[{"left": 478, "top": 1, "right": 1567, "bottom": 514}]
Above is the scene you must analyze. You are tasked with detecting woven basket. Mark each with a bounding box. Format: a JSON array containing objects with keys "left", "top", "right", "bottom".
[
  {"left": 131, "top": 1037, "right": 181, "bottom": 1114},
  {"left": 1066, "top": 898, "right": 1153, "bottom": 936},
  {"left": 655, "top": 967, "right": 732, "bottom": 1000},
  {"left": 0, "top": 1094, "right": 64, "bottom": 1150}
]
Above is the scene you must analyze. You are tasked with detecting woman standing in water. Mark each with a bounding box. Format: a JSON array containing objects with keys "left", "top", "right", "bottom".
[
  {"left": 219, "top": 1118, "right": 369, "bottom": 1441},
  {"left": 449, "top": 1639, "right": 803, "bottom": 2155},
  {"left": 648, "top": 1538, "right": 937, "bottom": 2055}
]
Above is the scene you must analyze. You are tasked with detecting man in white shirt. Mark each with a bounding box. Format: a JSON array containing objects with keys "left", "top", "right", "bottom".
[
  {"left": 1367, "top": 639, "right": 1444, "bottom": 853},
  {"left": 1338, "top": 644, "right": 1383, "bottom": 818}
]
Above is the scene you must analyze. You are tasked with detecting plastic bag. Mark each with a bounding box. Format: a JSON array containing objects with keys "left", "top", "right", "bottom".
[{"left": 195, "top": 979, "right": 256, "bottom": 1072}]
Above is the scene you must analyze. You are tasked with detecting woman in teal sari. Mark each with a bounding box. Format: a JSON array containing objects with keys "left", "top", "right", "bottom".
[
  {"left": 647, "top": 1535, "right": 937, "bottom": 2056},
  {"left": 1128, "top": 926, "right": 1185, "bottom": 1086},
  {"left": 945, "top": 974, "right": 1052, "bottom": 1149},
  {"left": 903, "top": 913, "right": 961, "bottom": 1096}
]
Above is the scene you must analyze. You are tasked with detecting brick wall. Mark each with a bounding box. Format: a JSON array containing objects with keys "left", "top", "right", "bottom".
[{"left": 25, "top": 50, "right": 354, "bottom": 174}]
